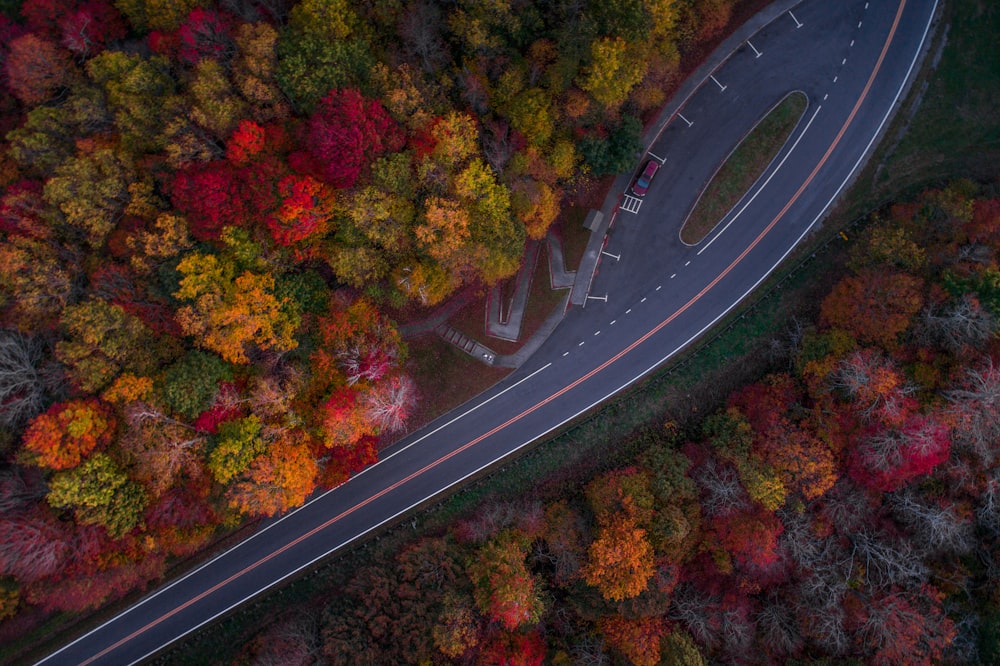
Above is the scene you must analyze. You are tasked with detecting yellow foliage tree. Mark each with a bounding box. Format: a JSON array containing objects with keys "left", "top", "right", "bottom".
[
  {"left": 579, "top": 37, "right": 648, "bottom": 110},
  {"left": 174, "top": 253, "right": 299, "bottom": 364}
]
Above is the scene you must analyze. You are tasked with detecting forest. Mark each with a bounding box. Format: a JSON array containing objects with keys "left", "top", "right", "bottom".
[
  {"left": 237, "top": 183, "right": 1000, "bottom": 665},
  {"left": 0, "top": 0, "right": 753, "bottom": 642}
]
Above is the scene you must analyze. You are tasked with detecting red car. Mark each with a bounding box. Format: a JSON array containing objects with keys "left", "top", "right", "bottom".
[{"left": 631, "top": 159, "right": 659, "bottom": 197}]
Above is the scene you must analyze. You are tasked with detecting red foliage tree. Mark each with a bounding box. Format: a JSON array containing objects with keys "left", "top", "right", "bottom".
[
  {"left": 711, "top": 506, "right": 786, "bottom": 587},
  {"left": 601, "top": 616, "right": 670, "bottom": 666},
  {"left": 0, "top": 511, "right": 72, "bottom": 584},
  {"left": 169, "top": 161, "right": 250, "bottom": 240},
  {"left": 848, "top": 414, "right": 951, "bottom": 492},
  {"left": 264, "top": 174, "right": 335, "bottom": 246},
  {"left": 59, "top": 1, "right": 128, "bottom": 57},
  {"left": 25, "top": 554, "right": 165, "bottom": 613},
  {"left": 846, "top": 586, "right": 956, "bottom": 666},
  {"left": 176, "top": 7, "right": 235, "bottom": 65},
  {"left": 728, "top": 374, "right": 797, "bottom": 433},
  {"left": 226, "top": 119, "right": 266, "bottom": 166},
  {"left": 319, "top": 435, "right": 378, "bottom": 488},
  {"left": 305, "top": 88, "right": 405, "bottom": 188},
  {"left": 477, "top": 630, "right": 546, "bottom": 666}
]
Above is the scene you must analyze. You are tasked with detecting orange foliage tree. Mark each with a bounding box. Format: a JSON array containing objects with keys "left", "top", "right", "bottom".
[
  {"left": 583, "top": 514, "right": 655, "bottom": 602},
  {"left": 22, "top": 399, "right": 115, "bottom": 470},
  {"left": 820, "top": 268, "right": 924, "bottom": 349},
  {"left": 601, "top": 616, "right": 670, "bottom": 666},
  {"left": 226, "top": 432, "right": 318, "bottom": 517}
]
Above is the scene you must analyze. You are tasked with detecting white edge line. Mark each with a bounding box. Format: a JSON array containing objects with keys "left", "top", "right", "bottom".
[
  {"left": 37, "top": 365, "right": 551, "bottom": 665},
  {"left": 47, "top": 1, "right": 942, "bottom": 661},
  {"left": 698, "top": 103, "right": 821, "bottom": 256}
]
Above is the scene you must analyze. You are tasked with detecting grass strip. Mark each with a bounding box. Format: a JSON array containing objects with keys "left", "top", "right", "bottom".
[{"left": 681, "top": 91, "right": 808, "bottom": 244}]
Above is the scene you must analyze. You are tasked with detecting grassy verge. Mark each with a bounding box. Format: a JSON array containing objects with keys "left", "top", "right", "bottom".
[
  {"left": 832, "top": 0, "right": 1000, "bottom": 223},
  {"left": 681, "top": 91, "right": 808, "bottom": 244},
  {"left": 558, "top": 210, "right": 592, "bottom": 273}
]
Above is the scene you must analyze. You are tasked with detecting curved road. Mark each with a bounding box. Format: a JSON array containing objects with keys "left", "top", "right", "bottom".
[{"left": 37, "top": 0, "right": 939, "bottom": 663}]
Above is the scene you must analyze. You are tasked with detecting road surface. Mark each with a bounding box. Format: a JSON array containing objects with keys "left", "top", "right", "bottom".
[{"left": 36, "top": 0, "right": 939, "bottom": 663}]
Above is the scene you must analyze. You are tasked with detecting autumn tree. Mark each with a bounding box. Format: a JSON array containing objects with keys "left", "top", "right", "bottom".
[
  {"left": 168, "top": 161, "right": 250, "bottom": 240},
  {"left": 176, "top": 7, "right": 235, "bottom": 65},
  {"left": 432, "top": 592, "right": 480, "bottom": 658},
  {"left": 113, "top": 0, "right": 202, "bottom": 32},
  {"left": 601, "top": 616, "right": 669, "bottom": 666},
  {"left": 185, "top": 58, "right": 246, "bottom": 141},
  {"left": 848, "top": 586, "right": 955, "bottom": 666},
  {"left": 0, "top": 510, "right": 73, "bottom": 584},
  {"left": 231, "top": 21, "right": 290, "bottom": 122},
  {"left": 583, "top": 513, "right": 655, "bottom": 601},
  {"left": 47, "top": 452, "right": 148, "bottom": 538},
  {"left": 361, "top": 375, "right": 416, "bottom": 434},
  {"left": 226, "top": 432, "right": 318, "bottom": 516},
  {"left": 831, "top": 349, "right": 915, "bottom": 425},
  {"left": 318, "top": 297, "right": 405, "bottom": 387},
  {"left": 264, "top": 174, "right": 337, "bottom": 246},
  {"left": 466, "top": 529, "right": 544, "bottom": 630},
  {"left": 0, "top": 229, "right": 78, "bottom": 330},
  {"left": 157, "top": 350, "right": 233, "bottom": 419},
  {"left": 848, "top": 414, "right": 951, "bottom": 492},
  {"left": 275, "top": 4, "right": 373, "bottom": 113},
  {"left": 118, "top": 401, "right": 206, "bottom": 497},
  {"left": 207, "top": 415, "right": 265, "bottom": 485},
  {"left": 21, "top": 399, "right": 115, "bottom": 471},
  {"left": 305, "top": 88, "right": 404, "bottom": 188},
  {"left": 59, "top": 0, "right": 128, "bottom": 58},
  {"left": 5, "top": 33, "right": 74, "bottom": 105},
  {"left": 578, "top": 36, "right": 647, "bottom": 111},
  {"left": 820, "top": 268, "right": 924, "bottom": 349},
  {"left": 318, "top": 386, "right": 373, "bottom": 449},
  {"left": 86, "top": 51, "right": 180, "bottom": 153},
  {"left": 918, "top": 293, "right": 997, "bottom": 354},
  {"left": 43, "top": 147, "right": 134, "bottom": 248},
  {"left": 55, "top": 298, "right": 161, "bottom": 392},
  {"left": 174, "top": 251, "right": 300, "bottom": 364}
]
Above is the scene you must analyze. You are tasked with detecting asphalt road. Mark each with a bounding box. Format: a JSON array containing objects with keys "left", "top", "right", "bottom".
[{"left": 36, "top": 0, "right": 940, "bottom": 663}]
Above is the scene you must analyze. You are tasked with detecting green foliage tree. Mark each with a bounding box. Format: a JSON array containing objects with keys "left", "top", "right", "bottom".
[
  {"left": 208, "top": 415, "right": 265, "bottom": 485},
  {"left": 158, "top": 350, "right": 233, "bottom": 420},
  {"left": 47, "top": 453, "right": 148, "bottom": 538},
  {"left": 580, "top": 115, "right": 642, "bottom": 175}
]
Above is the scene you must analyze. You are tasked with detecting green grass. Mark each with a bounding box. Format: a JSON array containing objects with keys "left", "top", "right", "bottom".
[
  {"left": 842, "top": 0, "right": 1000, "bottom": 218},
  {"left": 681, "top": 91, "right": 808, "bottom": 244}
]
